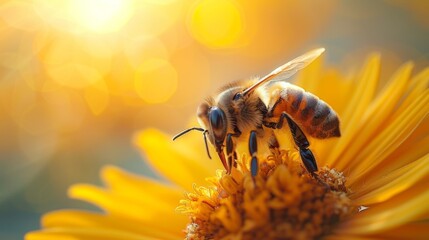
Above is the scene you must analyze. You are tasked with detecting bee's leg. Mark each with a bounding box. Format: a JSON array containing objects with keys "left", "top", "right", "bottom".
[
  {"left": 266, "top": 133, "right": 284, "bottom": 166},
  {"left": 285, "top": 117, "right": 330, "bottom": 189},
  {"left": 226, "top": 133, "right": 236, "bottom": 174},
  {"left": 279, "top": 113, "right": 318, "bottom": 174},
  {"left": 249, "top": 130, "right": 259, "bottom": 177},
  {"left": 268, "top": 132, "right": 280, "bottom": 156},
  {"left": 226, "top": 130, "right": 241, "bottom": 174}
]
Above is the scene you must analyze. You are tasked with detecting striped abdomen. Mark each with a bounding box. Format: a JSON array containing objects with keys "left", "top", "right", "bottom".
[{"left": 267, "top": 83, "right": 340, "bottom": 139}]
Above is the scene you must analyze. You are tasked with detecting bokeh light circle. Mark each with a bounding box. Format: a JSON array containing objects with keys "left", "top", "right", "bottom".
[{"left": 187, "top": 0, "right": 245, "bottom": 48}]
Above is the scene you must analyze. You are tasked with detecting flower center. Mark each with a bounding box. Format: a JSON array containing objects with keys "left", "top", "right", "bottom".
[{"left": 177, "top": 150, "right": 356, "bottom": 240}]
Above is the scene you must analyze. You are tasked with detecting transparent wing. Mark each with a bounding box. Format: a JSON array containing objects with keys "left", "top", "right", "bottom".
[
  {"left": 242, "top": 48, "right": 325, "bottom": 96},
  {"left": 267, "top": 48, "right": 325, "bottom": 82}
]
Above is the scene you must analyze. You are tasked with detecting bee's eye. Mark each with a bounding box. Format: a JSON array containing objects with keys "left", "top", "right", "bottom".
[{"left": 209, "top": 107, "right": 227, "bottom": 142}]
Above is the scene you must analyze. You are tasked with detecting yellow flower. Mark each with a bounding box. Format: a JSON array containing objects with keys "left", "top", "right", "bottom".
[{"left": 26, "top": 54, "right": 429, "bottom": 240}]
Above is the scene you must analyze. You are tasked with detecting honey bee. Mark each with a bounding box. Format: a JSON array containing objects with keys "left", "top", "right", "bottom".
[{"left": 173, "top": 48, "right": 340, "bottom": 178}]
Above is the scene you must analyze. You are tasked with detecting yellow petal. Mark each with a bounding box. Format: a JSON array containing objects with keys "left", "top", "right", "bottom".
[
  {"left": 359, "top": 118, "right": 429, "bottom": 184},
  {"left": 349, "top": 91, "right": 429, "bottom": 184},
  {"left": 393, "top": 117, "right": 429, "bottom": 158},
  {"left": 352, "top": 153, "right": 429, "bottom": 205},
  {"left": 394, "top": 67, "right": 429, "bottom": 119},
  {"left": 371, "top": 221, "right": 429, "bottom": 239},
  {"left": 334, "top": 62, "right": 412, "bottom": 170},
  {"left": 68, "top": 184, "right": 187, "bottom": 234},
  {"left": 100, "top": 165, "right": 183, "bottom": 207},
  {"left": 25, "top": 228, "right": 165, "bottom": 240},
  {"left": 336, "top": 185, "right": 429, "bottom": 235},
  {"left": 133, "top": 128, "right": 221, "bottom": 190},
  {"left": 326, "top": 54, "right": 380, "bottom": 167},
  {"left": 40, "top": 210, "right": 182, "bottom": 240}
]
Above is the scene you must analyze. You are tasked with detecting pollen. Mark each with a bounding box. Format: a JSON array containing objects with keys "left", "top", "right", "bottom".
[{"left": 176, "top": 150, "right": 357, "bottom": 240}]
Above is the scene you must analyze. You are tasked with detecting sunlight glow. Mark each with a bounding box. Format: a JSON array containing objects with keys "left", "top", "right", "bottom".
[{"left": 68, "top": 0, "right": 133, "bottom": 33}]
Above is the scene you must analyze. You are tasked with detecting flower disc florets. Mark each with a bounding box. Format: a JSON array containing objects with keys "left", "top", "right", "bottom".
[{"left": 177, "top": 150, "right": 356, "bottom": 240}]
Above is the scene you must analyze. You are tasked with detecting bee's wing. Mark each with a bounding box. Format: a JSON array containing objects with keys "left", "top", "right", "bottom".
[
  {"left": 266, "top": 48, "right": 325, "bottom": 83},
  {"left": 242, "top": 48, "right": 325, "bottom": 96}
]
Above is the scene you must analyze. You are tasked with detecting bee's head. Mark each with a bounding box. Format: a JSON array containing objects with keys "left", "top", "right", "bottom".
[
  {"left": 196, "top": 102, "right": 229, "bottom": 170},
  {"left": 197, "top": 103, "right": 227, "bottom": 146},
  {"left": 173, "top": 101, "right": 228, "bottom": 166},
  {"left": 175, "top": 90, "right": 241, "bottom": 172}
]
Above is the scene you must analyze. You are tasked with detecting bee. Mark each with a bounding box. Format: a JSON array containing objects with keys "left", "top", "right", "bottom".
[{"left": 173, "top": 48, "right": 341, "bottom": 179}]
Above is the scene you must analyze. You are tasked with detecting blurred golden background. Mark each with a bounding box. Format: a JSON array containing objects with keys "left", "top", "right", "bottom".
[{"left": 0, "top": 0, "right": 428, "bottom": 239}]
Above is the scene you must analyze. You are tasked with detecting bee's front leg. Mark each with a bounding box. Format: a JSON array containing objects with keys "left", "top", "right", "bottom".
[
  {"left": 249, "top": 130, "right": 258, "bottom": 177},
  {"left": 226, "top": 130, "right": 241, "bottom": 174},
  {"left": 226, "top": 133, "right": 236, "bottom": 174}
]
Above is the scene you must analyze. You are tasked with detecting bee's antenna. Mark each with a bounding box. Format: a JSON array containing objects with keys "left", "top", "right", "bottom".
[
  {"left": 173, "top": 127, "right": 212, "bottom": 159},
  {"left": 203, "top": 130, "right": 212, "bottom": 159},
  {"left": 173, "top": 127, "right": 205, "bottom": 140}
]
